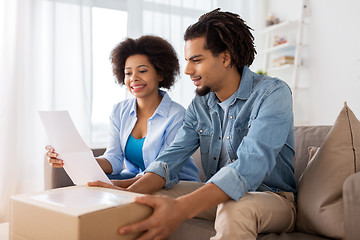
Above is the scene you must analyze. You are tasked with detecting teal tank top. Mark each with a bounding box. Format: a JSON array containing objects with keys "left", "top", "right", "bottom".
[{"left": 124, "top": 134, "right": 146, "bottom": 171}]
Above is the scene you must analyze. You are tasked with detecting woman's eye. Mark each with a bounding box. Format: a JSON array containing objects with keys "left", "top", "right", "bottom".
[
  {"left": 139, "top": 70, "right": 147, "bottom": 73},
  {"left": 125, "top": 72, "right": 131, "bottom": 76}
]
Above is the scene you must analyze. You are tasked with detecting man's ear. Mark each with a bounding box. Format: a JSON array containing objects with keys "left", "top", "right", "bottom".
[{"left": 222, "top": 50, "right": 231, "bottom": 67}]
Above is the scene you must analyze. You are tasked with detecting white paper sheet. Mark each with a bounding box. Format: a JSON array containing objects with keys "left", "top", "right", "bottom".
[{"left": 39, "top": 111, "right": 112, "bottom": 185}]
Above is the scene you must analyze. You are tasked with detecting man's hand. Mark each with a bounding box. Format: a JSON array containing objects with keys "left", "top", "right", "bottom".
[{"left": 119, "top": 195, "right": 189, "bottom": 240}]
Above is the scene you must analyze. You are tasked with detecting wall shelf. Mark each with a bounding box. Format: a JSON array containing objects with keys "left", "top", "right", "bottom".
[
  {"left": 261, "top": 20, "right": 299, "bottom": 35},
  {"left": 259, "top": 42, "right": 296, "bottom": 55}
]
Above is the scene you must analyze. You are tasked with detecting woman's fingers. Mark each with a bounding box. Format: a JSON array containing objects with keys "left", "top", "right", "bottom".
[
  {"left": 88, "top": 181, "right": 124, "bottom": 190},
  {"left": 45, "top": 145, "right": 63, "bottom": 168},
  {"left": 48, "top": 158, "right": 64, "bottom": 168},
  {"left": 45, "top": 145, "right": 55, "bottom": 152},
  {"left": 46, "top": 151, "right": 58, "bottom": 158}
]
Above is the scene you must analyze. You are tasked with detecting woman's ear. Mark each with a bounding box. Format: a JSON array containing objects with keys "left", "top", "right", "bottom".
[{"left": 158, "top": 73, "right": 164, "bottom": 83}]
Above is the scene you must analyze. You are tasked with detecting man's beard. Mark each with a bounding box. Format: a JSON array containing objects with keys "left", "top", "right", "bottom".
[{"left": 195, "top": 86, "right": 211, "bottom": 96}]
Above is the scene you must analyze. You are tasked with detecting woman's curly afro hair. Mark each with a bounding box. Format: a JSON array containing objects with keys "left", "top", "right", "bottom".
[{"left": 110, "top": 35, "right": 180, "bottom": 89}]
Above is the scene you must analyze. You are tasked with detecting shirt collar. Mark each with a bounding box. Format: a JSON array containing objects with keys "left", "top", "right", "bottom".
[
  {"left": 208, "top": 66, "right": 254, "bottom": 108},
  {"left": 153, "top": 90, "right": 171, "bottom": 118},
  {"left": 236, "top": 66, "right": 253, "bottom": 100},
  {"left": 128, "top": 90, "right": 170, "bottom": 118}
]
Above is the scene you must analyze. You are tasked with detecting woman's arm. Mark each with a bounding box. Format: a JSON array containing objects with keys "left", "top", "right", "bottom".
[
  {"left": 95, "top": 157, "right": 113, "bottom": 174},
  {"left": 88, "top": 172, "right": 164, "bottom": 193}
]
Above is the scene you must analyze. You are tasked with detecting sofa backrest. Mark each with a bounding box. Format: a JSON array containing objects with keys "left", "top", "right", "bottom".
[
  {"left": 293, "top": 126, "right": 331, "bottom": 185},
  {"left": 90, "top": 126, "right": 332, "bottom": 185}
]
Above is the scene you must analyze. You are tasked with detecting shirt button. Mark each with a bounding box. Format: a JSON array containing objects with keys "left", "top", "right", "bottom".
[
  {"left": 213, "top": 157, "right": 216, "bottom": 160},
  {"left": 199, "top": 129, "right": 203, "bottom": 133},
  {"left": 230, "top": 115, "right": 233, "bottom": 119},
  {"left": 227, "top": 136, "right": 230, "bottom": 140},
  {"left": 231, "top": 159, "right": 235, "bottom": 162},
  {"left": 218, "top": 137, "right": 221, "bottom": 140}
]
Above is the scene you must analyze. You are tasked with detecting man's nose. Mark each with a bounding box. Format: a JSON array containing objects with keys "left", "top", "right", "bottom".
[{"left": 184, "top": 62, "right": 193, "bottom": 75}]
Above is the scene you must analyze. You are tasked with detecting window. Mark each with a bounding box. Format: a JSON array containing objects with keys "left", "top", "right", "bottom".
[
  {"left": 91, "top": 7, "right": 128, "bottom": 147},
  {"left": 90, "top": 0, "right": 217, "bottom": 147}
]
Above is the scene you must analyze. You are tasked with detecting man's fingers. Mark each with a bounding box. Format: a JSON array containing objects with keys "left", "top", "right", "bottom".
[
  {"left": 136, "top": 228, "right": 165, "bottom": 240},
  {"left": 134, "top": 195, "right": 162, "bottom": 208},
  {"left": 118, "top": 196, "right": 161, "bottom": 235},
  {"left": 119, "top": 217, "right": 152, "bottom": 235}
]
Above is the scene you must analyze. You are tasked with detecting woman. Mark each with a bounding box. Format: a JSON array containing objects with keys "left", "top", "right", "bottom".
[{"left": 47, "top": 35, "right": 199, "bottom": 186}]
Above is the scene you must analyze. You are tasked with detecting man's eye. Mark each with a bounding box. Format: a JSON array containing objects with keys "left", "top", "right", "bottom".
[
  {"left": 139, "top": 70, "right": 147, "bottom": 73},
  {"left": 125, "top": 72, "right": 131, "bottom": 76}
]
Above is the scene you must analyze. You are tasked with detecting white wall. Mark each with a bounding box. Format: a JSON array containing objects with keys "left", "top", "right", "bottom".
[
  {"left": 264, "top": 0, "right": 360, "bottom": 125},
  {"left": 307, "top": 0, "right": 360, "bottom": 124}
]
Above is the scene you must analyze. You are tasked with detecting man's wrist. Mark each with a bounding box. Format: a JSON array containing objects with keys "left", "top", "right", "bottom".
[{"left": 175, "top": 196, "right": 195, "bottom": 221}]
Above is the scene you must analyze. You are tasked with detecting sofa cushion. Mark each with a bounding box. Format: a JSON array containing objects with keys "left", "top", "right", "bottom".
[
  {"left": 293, "top": 126, "right": 331, "bottom": 184},
  {"left": 296, "top": 102, "right": 360, "bottom": 239},
  {"left": 307, "top": 147, "right": 319, "bottom": 161}
]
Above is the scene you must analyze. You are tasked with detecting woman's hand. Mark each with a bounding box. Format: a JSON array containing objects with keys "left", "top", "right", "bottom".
[
  {"left": 88, "top": 175, "right": 142, "bottom": 191},
  {"left": 45, "top": 145, "right": 64, "bottom": 168},
  {"left": 112, "top": 175, "right": 142, "bottom": 188},
  {"left": 88, "top": 180, "right": 127, "bottom": 191}
]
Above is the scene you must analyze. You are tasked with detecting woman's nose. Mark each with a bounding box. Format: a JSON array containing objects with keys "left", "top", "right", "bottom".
[{"left": 130, "top": 72, "right": 138, "bottom": 81}]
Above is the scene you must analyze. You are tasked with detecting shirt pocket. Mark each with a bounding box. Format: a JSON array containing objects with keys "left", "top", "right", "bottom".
[
  {"left": 233, "top": 118, "right": 251, "bottom": 141},
  {"left": 194, "top": 121, "right": 213, "bottom": 154}
]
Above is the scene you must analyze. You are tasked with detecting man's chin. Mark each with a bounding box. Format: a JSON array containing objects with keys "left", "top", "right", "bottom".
[{"left": 195, "top": 86, "right": 211, "bottom": 96}]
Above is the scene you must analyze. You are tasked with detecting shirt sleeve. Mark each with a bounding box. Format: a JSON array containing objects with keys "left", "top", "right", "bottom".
[
  {"left": 145, "top": 100, "right": 200, "bottom": 188},
  {"left": 158, "top": 110, "right": 185, "bottom": 154},
  {"left": 101, "top": 106, "right": 125, "bottom": 175},
  {"left": 207, "top": 82, "right": 294, "bottom": 201}
]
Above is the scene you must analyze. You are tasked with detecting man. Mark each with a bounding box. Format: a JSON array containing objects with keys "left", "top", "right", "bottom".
[{"left": 90, "top": 8, "right": 296, "bottom": 240}]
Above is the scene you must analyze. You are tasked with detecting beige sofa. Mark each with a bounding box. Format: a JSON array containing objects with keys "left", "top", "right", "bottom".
[{"left": 44, "top": 125, "right": 360, "bottom": 240}]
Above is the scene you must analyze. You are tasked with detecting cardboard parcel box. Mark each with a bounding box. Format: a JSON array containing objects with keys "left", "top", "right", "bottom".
[{"left": 10, "top": 186, "right": 153, "bottom": 240}]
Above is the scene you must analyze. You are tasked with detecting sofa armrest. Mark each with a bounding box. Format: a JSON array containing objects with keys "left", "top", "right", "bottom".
[
  {"left": 44, "top": 154, "right": 74, "bottom": 190},
  {"left": 343, "top": 172, "right": 360, "bottom": 240},
  {"left": 44, "top": 148, "right": 106, "bottom": 190}
]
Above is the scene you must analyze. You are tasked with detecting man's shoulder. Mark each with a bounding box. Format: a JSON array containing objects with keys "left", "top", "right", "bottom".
[{"left": 252, "top": 74, "right": 291, "bottom": 95}]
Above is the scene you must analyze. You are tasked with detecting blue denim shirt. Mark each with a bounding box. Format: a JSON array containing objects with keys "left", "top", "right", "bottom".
[
  {"left": 102, "top": 90, "right": 199, "bottom": 182},
  {"left": 146, "top": 67, "right": 296, "bottom": 201}
]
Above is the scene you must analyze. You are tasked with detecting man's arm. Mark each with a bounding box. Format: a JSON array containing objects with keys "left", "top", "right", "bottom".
[{"left": 118, "top": 183, "right": 229, "bottom": 240}]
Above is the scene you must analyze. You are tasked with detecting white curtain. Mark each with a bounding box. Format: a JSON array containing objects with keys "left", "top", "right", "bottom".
[{"left": 0, "top": 0, "right": 92, "bottom": 222}]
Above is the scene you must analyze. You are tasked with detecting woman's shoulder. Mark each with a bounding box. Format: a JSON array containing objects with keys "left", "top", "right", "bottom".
[
  {"left": 170, "top": 99, "right": 186, "bottom": 113},
  {"left": 162, "top": 92, "right": 186, "bottom": 116},
  {"left": 111, "top": 97, "right": 136, "bottom": 115}
]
